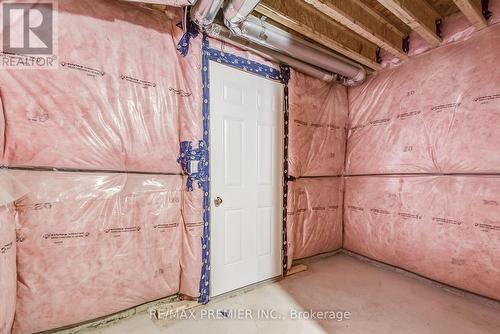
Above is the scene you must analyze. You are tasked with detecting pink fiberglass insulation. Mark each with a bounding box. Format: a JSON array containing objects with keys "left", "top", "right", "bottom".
[
  {"left": 0, "top": 0, "right": 189, "bottom": 173},
  {"left": 286, "top": 177, "right": 343, "bottom": 268},
  {"left": 288, "top": 70, "right": 348, "bottom": 177},
  {"left": 0, "top": 170, "right": 27, "bottom": 334},
  {"left": 172, "top": 18, "right": 204, "bottom": 145},
  {"left": 0, "top": 206, "right": 16, "bottom": 334},
  {"left": 0, "top": 104, "right": 4, "bottom": 167},
  {"left": 12, "top": 170, "right": 183, "bottom": 334},
  {"left": 344, "top": 175, "right": 500, "bottom": 302},
  {"left": 180, "top": 184, "right": 204, "bottom": 298},
  {"left": 346, "top": 24, "right": 500, "bottom": 175}
]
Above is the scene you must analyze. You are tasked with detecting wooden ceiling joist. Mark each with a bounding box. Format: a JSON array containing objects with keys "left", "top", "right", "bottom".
[
  {"left": 353, "top": 0, "right": 407, "bottom": 38},
  {"left": 376, "top": 0, "right": 442, "bottom": 47},
  {"left": 303, "top": 0, "right": 408, "bottom": 59},
  {"left": 452, "top": 0, "right": 488, "bottom": 29},
  {"left": 256, "top": 0, "right": 382, "bottom": 70}
]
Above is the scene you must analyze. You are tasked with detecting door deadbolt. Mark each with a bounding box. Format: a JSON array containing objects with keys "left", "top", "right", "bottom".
[{"left": 214, "top": 196, "right": 223, "bottom": 207}]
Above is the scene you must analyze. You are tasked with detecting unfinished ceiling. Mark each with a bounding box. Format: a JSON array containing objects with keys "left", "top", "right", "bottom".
[{"left": 252, "top": 0, "right": 489, "bottom": 70}]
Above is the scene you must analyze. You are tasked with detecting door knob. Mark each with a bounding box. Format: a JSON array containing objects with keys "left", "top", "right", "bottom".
[{"left": 214, "top": 196, "right": 223, "bottom": 207}]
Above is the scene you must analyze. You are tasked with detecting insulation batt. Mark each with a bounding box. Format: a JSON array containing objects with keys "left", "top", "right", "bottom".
[
  {"left": 286, "top": 69, "right": 347, "bottom": 268},
  {"left": 172, "top": 21, "right": 204, "bottom": 145},
  {"left": 12, "top": 171, "right": 183, "bottom": 334},
  {"left": 288, "top": 70, "right": 348, "bottom": 177},
  {"left": 0, "top": 206, "right": 16, "bottom": 334},
  {"left": 346, "top": 24, "right": 500, "bottom": 175},
  {"left": 179, "top": 184, "right": 204, "bottom": 298},
  {"left": 0, "top": 171, "right": 27, "bottom": 334},
  {"left": 0, "top": 104, "right": 4, "bottom": 166},
  {"left": 344, "top": 175, "right": 500, "bottom": 302},
  {"left": 286, "top": 177, "right": 343, "bottom": 268},
  {"left": 0, "top": 0, "right": 193, "bottom": 173}
]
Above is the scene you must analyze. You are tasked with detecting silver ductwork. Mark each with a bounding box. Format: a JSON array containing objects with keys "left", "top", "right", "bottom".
[
  {"left": 222, "top": 0, "right": 366, "bottom": 85},
  {"left": 223, "top": 0, "right": 260, "bottom": 34},
  {"left": 185, "top": 0, "right": 366, "bottom": 85},
  {"left": 238, "top": 16, "right": 366, "bottom": 85},
  {"left": 190, "top": 0, "right": 224, "bottom": 31},
  {"left": 209, "top": 24, "right": 338, "bottom": 82}
]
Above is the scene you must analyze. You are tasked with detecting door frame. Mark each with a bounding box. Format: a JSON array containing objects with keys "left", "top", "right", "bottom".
[{"left": 198, "top": 35, "right": 291, "bottom": 304}]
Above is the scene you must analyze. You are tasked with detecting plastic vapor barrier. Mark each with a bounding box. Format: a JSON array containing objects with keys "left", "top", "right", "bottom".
[
  {"left": 345, "top": 21, "right": 500, "bottom": 302},
  {"left": 0, "top": 106, "right": 4, "bottom": 167},
  {"left": 0, "top": 171, "right": 27, "bottom": 334},
  {"left": 12, "top": 171, "right": 183, "bottom": 334},
  {"left": 0, "top": 206, "right": 16, "bottom": 334},
  {"left": 173, "top": 25, "right": 204, "bottom": 145},
  {"left": 0, "top": 1, "right": 207, "bottom": 330},
  {"left": 288, "top": 70, "right": 347, "bottom": 177},
  {"left": 0, "top": 0, "right": 191, "bottom": 173},
  {"left": 286, "top": 177, "right": 343, "bottom": 268},
  {"left": 285, "top": 68, "right": 348, "bottom": 267},
  {"left": 344, "top": 175, "right": 500, "bottom": 301},
  {"left": 180, "top": 185, "right": 204, "bottom": 298},
  {"left": 346, "top": 24, "right": 500, "bottom": 175}
]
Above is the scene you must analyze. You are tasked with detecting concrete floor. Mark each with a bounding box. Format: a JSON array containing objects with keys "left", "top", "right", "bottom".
[{"left": 87, "top": 254, "right": 500, "bottom": 334}]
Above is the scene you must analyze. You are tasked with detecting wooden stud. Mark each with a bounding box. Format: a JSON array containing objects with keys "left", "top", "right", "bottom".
[
  {"left": 287, "top": 264, "right": 308, "bottom": 276},
  {"left": 353, "top": 0, "right": 407, "bottom": 38}
]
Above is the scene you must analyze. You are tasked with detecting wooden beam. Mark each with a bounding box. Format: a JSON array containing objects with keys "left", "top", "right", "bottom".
[
  {"left": 376, "top": 0, "right": 442, "bottom": 47},
  {"left": 256, "top": 0, "right": 382, "bottom": 70},
  {"left": 452, "top": 0, "right": 488, "bottom": 29},
  {"left": 353, "top": 0, "right": 407, "bottom": 38},
  {"left": 303, "top": 0, "right": 407, "bottom": 59},
  {"left": 287, "top": 264, "right": 308, "bottom": 276}
]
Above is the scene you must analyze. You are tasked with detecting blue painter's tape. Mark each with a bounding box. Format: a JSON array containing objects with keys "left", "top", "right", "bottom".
[
  {"left": 178, "top": 140, "right": 209, "bottom": 191},
  {"left": 176, "top": 17, "right": 200, "bottom": 57}
]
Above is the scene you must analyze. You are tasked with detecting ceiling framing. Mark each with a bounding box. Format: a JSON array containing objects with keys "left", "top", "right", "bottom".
[
  {"left": 253, "top": 0, "right": 491, "bottom": 71},
  {"left": 142, "top": 0, "right": 491, "bottom": 72}
]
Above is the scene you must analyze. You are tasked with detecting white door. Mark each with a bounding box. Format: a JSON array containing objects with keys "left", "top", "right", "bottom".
[{"left": 210, "top": 60, "right": 283, "bottom": 297}]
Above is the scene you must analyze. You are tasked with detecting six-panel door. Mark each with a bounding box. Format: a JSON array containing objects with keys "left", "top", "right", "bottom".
[{"left": 209, "top": 60, "right": 283, "bottom": 297}]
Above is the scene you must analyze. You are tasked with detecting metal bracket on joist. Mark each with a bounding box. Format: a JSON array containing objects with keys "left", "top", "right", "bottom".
[
  {"left": 402, "top": 35, "right": 410, "bottom": 53},
  {"left": 435, "top": 18, "right": 442, "bottom": 38},
  {"left": 376, "top": 47, "right": 382, "bottom": 64},
  {"left": 482, "top": 0, "right": 492, "bottom": 19}
]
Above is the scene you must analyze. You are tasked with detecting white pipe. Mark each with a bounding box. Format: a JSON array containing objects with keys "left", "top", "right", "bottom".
[
  {"left": 223, "top": 0, "right": 260, "bottom": 34},
  {"left": 190, "top": 0, "right": 224, "bottom": 30},
  {"left": 239, "top": 15, "right": 366, "bottom": 85},
  {"left": 209, "top": 24, "right": 337, "bottom": 82}
]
